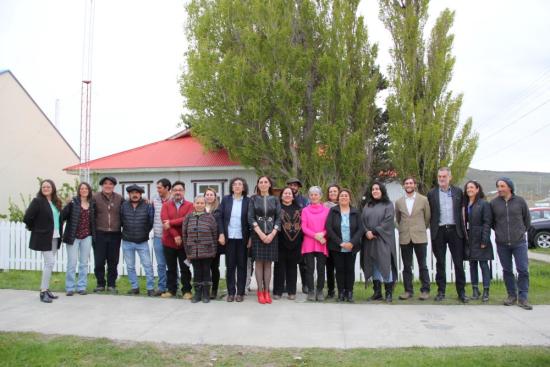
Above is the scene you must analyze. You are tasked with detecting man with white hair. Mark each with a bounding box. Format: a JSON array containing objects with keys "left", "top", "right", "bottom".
[{"left": 427, "top": 167, "right": 468, "bottom": 303}]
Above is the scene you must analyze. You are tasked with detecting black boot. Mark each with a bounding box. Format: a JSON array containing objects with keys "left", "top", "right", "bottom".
[
  {"left": 472, "top": 286, "right": 480, "bottom": 300},
  {"left": 369, "top": 280, "right": 383, "bottom": 301},
  {"left": 337, "top": 290, "right": 346, "bottom": 302},
  {"left": 327, "top": 289, "right": 335, "bottom": 299},
  {"left": 202, "top": 283, "right": 211, "bottom": 303},
  {"left": 384, "top": 282, "right": 393, "bottom": 303},
  {"left": 347, "top": 290, "right": 354, "bottom": 303},
  {"left": 40, "top": 291, "right": 52, "bottom": 303},
  {"left": 210, "top": 287, "right": 218, "bottom": 300},
  {"left": 46, "top": 290, "right": 58, "bottom": 299},
  {"left": 482, "top": 288, "right": 489, "bottom": 302},
  {"left": 192, "top": 284, "right": 202, "bottom": 303}
]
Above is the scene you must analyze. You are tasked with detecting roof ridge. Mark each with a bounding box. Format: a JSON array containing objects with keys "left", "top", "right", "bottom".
[{"left": 65, "top": 138, "right": 175, "bottom": 170}]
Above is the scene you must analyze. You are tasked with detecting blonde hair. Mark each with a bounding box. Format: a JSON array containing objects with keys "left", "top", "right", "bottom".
[{"left": 204, "top": 187, "right": 220, "bottom": 212}]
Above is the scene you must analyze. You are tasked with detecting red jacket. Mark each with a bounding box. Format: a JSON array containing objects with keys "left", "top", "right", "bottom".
[{"left": 160, "top": 199, "right": 194, "bottom": 249}]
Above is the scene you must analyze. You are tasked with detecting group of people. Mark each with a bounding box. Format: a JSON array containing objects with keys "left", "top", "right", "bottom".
[{"left": 22, "top": 167, "right": 532, "bottom": 310}]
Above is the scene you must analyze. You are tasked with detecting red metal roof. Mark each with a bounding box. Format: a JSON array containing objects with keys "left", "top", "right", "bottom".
[{"left": 64, "top": 130, "right": 239, "bottom": 171}]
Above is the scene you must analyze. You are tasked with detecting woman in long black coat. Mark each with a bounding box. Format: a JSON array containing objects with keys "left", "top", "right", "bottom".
[
  {"left": 23, "top": 179, "right": 63, "bottom": 303},
  {"left": 361, "top": 182, "right": 398, "bottom": 303},
  {"left": 462, "top": 180, "right": 494, "bottom": 302}
]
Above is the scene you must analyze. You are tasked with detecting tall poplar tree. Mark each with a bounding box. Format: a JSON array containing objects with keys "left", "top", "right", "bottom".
[
  {"left": 379, "top": 0, "right": 478, "bottom": 193},
  {"left": 181, "top": 0, "right": 382, "bottom": 199}
]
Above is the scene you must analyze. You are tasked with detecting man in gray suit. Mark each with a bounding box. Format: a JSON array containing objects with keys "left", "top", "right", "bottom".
[{"left": 395, "top": 177, "right": 431, "bottom": 300}]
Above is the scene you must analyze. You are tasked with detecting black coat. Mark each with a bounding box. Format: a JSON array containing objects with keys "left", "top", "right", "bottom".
[
  {"left": 427, "top": 185, "right": 465, "bottom": 240},
  {"left": 325, "top": 206, "right": 364, "bottom": 254},
  {"left": 60, "top": 197, "right": 97, "bottom": 245},
  {"left": 462, "top": 199, "right": 494, "bottom": 261},
  {"left": 219, "top": 195, "right": 251, "bottom": 244},
  {"left": 23, "top": 196, "right": 62, "bottom": 251}
]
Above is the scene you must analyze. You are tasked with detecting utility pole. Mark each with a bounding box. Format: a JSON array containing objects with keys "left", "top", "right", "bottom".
[{"left": 79, "top": 0, "right": 95, "bottom": 183}]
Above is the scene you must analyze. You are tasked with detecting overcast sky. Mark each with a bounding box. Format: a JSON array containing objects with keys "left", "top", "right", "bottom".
[{"left": 1, "top": 0, "right": 549, "bottom": 173}]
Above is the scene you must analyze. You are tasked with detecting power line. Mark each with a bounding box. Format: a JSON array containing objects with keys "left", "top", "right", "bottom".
[
  {"left": 480, "top": 97, "right": 550, "bottom": 142},
  {"left": 478, "top": 65, "right": 550, "bottom": 131},
  {"left": 476, "top": 119, "right": 550, "bottom": 162}
]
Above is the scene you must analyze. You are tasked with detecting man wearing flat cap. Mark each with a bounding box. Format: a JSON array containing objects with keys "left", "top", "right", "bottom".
[
  {"left": 286, "top": 177, "right": 310, "bottom": 294},
  {"left": 120, "top": 184, "right": 155, "bottom": 296},
  {"left": 93, "top": 176, "right": 124, "bottom": 293},
  {"left": 286, "top": 178, "right": 309, "bottom": 209},
  {"left": 491, "top": 177, "right": 532, "bottom": 310}
]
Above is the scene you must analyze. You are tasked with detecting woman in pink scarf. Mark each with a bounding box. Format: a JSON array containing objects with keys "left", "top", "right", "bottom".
[{"left": 301, "top": 186, "right": 330, "bottom": 301}]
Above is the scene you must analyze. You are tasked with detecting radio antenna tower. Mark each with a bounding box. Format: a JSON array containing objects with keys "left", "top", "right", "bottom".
[{"left": 79, "top": 0, "right": 95, "bottom": 183}]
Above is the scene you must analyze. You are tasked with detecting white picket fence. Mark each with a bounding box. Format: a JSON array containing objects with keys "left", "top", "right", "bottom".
[{"left": 0, "top": 220, "right": 506, "bottom": 282}]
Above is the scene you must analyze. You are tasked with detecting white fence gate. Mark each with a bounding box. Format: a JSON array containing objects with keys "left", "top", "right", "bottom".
[{"left": 0, "top": 220, "right": 506, "bottom": 282}]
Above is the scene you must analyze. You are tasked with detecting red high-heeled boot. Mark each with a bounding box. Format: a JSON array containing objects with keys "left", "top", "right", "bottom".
[
  {"left": 257, "top": 290, "right": 266, "bottom": 304},
  {"left": 264, "top": 290, "right": 272, "bottom": 304}
]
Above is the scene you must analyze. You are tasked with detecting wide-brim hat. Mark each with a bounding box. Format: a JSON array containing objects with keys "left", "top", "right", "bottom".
[
  {"left": 126, "top": 184, "right": 144, "bottom": 194},
  {"left": 286, "top": 177, "right": 303, "bottom": 187},
  {"left": 99, "top": 176, "right": 117, "bottom": 186}
]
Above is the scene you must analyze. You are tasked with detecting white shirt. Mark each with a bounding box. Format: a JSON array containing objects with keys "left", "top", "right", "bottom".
[{"left": 405, "top": 192, "right": 416, "bottom": 216}]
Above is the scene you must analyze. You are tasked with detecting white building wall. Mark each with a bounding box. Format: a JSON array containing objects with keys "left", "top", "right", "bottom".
[
  {"left": 92, "top": 168, "right": 258, "bottom": 201},
  {"left": 0, "top": 72, "right": 79, "bottom": 215}
]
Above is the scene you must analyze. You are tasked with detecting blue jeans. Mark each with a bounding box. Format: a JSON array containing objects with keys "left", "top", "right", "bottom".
[
  {"left": 153, "top": 236, "right": 167, "bottom": 291},
  {"left": 496, "top": 241, "right": 529, "bottom": 301},
  {"left": 122, "top": 241, "right": 155, "bottom": 290},
  {"left": 373, "top": 262, "right": 393, "bottom": 283},
  {"left": 66, "top": 236, "right": 92, "bottom": 291},
  {"left": 470, "top": 260, "right": 491, "bottom": 289}
]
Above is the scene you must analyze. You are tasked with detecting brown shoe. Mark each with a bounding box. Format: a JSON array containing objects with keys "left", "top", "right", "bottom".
[
  {"left": 227, "top": 295, "right": 235, "bottom": 302},
  {"left": 503, "top": 295, "right": 517, "bottom": 306},
  {"left": 399, "top": 291, "right": 413, "bottom": 300},
  {"left": 235, "top": 295, "right": 244, "bottom": 302},
  {"left": 518, "top": 299, "right": 533, "bottom": 310},
  {"left": 418, "top": 291, "right": 430, "bottom": 301},
  {"left": 160, "top": 292, "right": 174, "bottom": 298},
  {"left": 182, "top": 292, "right": 193, "bottom": 300}
]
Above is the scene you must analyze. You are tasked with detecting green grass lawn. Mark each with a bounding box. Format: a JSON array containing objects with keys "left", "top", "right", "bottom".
[
  {"left": 0, "top": 333, "right": 550, "bottom": 367},
  {"left": 1, "top": 332, "right": 549, "bottom": 367},
  {"left": 1, "top": 260, "right": 549, "bottom": 305}
]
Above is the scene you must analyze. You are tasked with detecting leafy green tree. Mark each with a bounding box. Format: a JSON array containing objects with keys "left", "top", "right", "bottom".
[
  {"left": 181, "top": 0, "right": 382, "bottom": 200},
  {"left": 379, "top": 0, "right": 478, "bottom": 193}
]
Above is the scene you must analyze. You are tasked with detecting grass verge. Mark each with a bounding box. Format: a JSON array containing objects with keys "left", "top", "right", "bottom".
[{"left": 1, "top": 332, "right": 549, "bottom": 367}]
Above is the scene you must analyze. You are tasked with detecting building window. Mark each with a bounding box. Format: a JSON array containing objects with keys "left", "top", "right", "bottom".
[{"left": 191, "top": 179, "right": 228, "bottom": 198}]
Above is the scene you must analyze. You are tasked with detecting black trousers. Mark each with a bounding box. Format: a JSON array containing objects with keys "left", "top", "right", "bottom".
[
  {"left": 225, "top": 239, "right": 248, "bottom": 296},
  {"left": 210, "top": 251, "right": 221, "bottom": 292},
  {"left": 326, "top": 252, "right": 335, "bottom": 293},
  {"left": 432, "top": 226, "right": 466, "bottom": 296},
  {"left": 163, "top": 246, "right": 192, "bottom": 294},
  {"left": 273, "top": 245, "right": 301, "bottom": 295},
  {"left": 331, "top": 251, "right": 356, "bottom": 293},
  {"left": 304, "top": 252, "right": 326, "bottom": 292},
  {"left": 400, "top": 242, "right": 430, "bottom": 293},
  {"left": 93, "top": 231, "right": 121, "bottom": 288},
  {"left": 299, "top": 258, "right": 307, "bottom": 289},
  {"left": 192, "top": 258, "right": 213, "bottom": 284}
]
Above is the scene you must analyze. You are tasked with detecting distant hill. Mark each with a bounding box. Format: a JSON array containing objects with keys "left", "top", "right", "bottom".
[{"left": 463, "top": 168, "right": 550, "bottom": 202}]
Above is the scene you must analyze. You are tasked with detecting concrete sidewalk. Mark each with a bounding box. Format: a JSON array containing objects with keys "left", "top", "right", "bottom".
[
  {"left": 528, "top": 250, "right": 550, "bottom": 263},
  {"left": 1, "top": 289, "right": 549, "bottom": 349}
]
